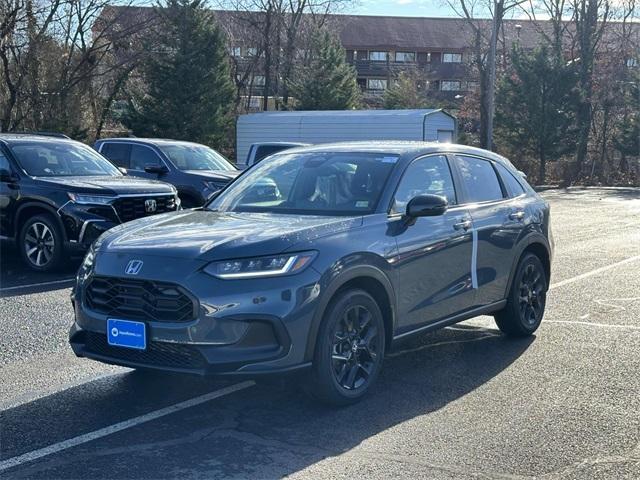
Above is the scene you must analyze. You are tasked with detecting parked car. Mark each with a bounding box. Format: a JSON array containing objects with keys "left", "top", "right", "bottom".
[
  {"left": 70, "top": 142, "right": 552, "bottom": 405},
  {"left": 95, "top": 138, "right": 240, "bottom": 207},
  {"left": 0, "top": 134, "right": 180, "bottom": 272},
  {"left": 244, "top": 142, "right": 308, "bottom": 167}
]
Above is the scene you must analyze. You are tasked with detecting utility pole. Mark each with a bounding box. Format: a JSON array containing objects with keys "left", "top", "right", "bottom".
[{"left": 485, "top": 0, "right": 502, "bottom": 151}]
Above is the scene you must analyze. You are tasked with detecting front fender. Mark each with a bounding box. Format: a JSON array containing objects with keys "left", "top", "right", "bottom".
[{"left": 304, "top": 255, "right": 397, "bottom": 362}]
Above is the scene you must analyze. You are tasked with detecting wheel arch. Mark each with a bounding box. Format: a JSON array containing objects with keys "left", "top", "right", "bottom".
[
  {"left": 505, "top": 234, "right": 552, "bottom": 298},
  {"left": 304, "top": 265, "right": 396, "bottom": 362},
  {"left": 15, "top": 201, "right": 68, "bottom": 242}
]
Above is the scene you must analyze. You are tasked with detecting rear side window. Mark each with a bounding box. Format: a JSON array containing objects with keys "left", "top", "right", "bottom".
[
  {"left": 254, "top": 145, "right": 288, "bottom": 164},
  {"left": 391, "top": 155, "right": 456, "bottom": 214},
  {"left": 129, "top": 145, "right": 162, "bottom": 170},
  {"left": 455, "top": 155, "right": 504, "bottom": 203},
  {"left": 494, "top": 163, "right": 526, "bottom": 197},
  {"left": 101, "top": 143, "right": 130, "bottom": 168}
]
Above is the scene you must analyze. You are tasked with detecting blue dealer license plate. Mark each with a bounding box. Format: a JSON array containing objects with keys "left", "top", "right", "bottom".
[{"left": 107, "top": 319, "right": 146, "bottom": 350}]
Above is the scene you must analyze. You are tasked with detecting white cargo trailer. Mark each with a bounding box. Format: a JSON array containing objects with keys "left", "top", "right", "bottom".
[{"left": 235, "top": 109, "right": 457, "bottom": 166}]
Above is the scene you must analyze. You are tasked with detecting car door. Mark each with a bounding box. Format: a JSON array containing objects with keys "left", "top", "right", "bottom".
[
  {"left": 452, "top": 154, "right": 525, "bottom": 307},
  {"left": 0, "top": 147, "right": 20, "bottom": 237},
  {"left": 391, "top": 154, "right": 475, "bottom": 334}
]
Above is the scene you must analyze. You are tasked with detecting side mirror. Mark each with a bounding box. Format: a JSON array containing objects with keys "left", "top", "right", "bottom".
[
  {"left": 144, "top": 164, "right": 168, "bottom": 174},
  {"left": 0, "top": 168, "right": 16, "bottom": 182},
  {"left": 406, "top": 194, "right": 448, "bottom": 218},
  {"left": 118, "top": 167, "right": 128, "bottom": 175}
]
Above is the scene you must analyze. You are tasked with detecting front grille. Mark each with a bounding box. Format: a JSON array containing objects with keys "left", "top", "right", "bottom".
[
  {"left": 85, "top": 276, "right": 197, "bottom": 322},
  {"left": 114, "top": 195, "right": 176, "bottom": 222},
  {"left": 84, "top": 332, "right": 205, "bottom": 369}
]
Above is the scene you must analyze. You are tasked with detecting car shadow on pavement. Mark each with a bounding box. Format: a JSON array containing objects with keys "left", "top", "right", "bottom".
[
  {"left": 1, "top": 324, "right": 534, "bottom": 479},
  {"left": 0, "top": 243, "right": 80, "bottom": 296}
]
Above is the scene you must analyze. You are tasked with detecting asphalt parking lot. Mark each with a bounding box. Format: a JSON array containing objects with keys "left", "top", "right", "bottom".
[{"left": 1, "top": 187, "right": 639, "bottom": 479}]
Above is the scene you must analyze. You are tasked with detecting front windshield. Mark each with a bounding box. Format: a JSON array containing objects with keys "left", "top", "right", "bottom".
[
  {"left": 159, "top": 144, "right": 236, "bottom": 172},
  {"left": 11, "top": 141, "right": 121, "bottom": 177},
  {"left": 209, "top": 152, "right": 398, "bottom": 216}
]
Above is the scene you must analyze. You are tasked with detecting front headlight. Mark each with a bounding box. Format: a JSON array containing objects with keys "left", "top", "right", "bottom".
[
  {"left": 204, "top": 251, "right": 317, "bottom": 279},
  {"left": 77, "top": 244, "right": 96, "bottom": 282},
  {"left": 68, "top": 193, "right": 116, "bottom": 205}
]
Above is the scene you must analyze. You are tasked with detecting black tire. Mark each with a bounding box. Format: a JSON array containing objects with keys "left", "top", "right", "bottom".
[
  {"left": 494, "top": 253, "right": 547, "bottom": 337},
  {"left": 305, "top": 289, "right": 386, "bottom": 406},
  {"left": 18, "top": 214, "right": 65, "bottom": 272}
]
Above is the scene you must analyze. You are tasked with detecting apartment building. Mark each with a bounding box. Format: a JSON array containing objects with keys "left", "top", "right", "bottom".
[{"left": 98, "top": 7, "right": 639, "bottom": 110}]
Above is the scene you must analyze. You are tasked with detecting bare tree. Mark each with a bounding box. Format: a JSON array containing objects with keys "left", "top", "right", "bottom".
[{"left": 449, "top": 0, "right": 528, "bottom": 149}]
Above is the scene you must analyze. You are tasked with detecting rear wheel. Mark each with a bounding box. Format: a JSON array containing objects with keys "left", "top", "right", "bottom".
[
  {"left": 18, "top": 214, "right": 64, "bottom": 272},
  {"left": 305, "top": 289, "right": 385, "bottom": 406},
  {"left": 494, "top": 253, "right": 547, "bottom": 337}
]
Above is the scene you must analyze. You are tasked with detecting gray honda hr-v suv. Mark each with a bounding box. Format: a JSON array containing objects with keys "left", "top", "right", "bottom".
[{"left": 70, "top": 142, "right": 552, "bottom": 405}]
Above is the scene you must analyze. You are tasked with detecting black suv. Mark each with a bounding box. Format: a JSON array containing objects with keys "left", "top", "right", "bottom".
[
  {"left": 70, "top": 142, "right": 552, "bottom": 405},
  {"left": 0, "top": 134, "right": 179, "bottom": 271},
  {"left": 95, "top": 139, "right": 240, "bottom": 207}
]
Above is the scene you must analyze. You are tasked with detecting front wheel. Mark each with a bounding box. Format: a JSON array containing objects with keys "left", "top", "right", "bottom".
[
  {"left": 494, "top": 253, "right": 547, "bottom": 337},
  {"left": 305, "top": 289, "right": 385, "bottom": 406},
  {"left": 18, "top": 214, "right": 65, "bottom": 272}
]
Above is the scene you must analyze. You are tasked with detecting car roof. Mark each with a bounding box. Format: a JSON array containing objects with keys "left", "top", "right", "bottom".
[
  {"left": 252, "top": 142, "right": 308, "bottom": 146},
  {"left": 278, "top": 141, "right": 513, "bottom": 166},
  {"left": 97, "top": 138, "right": 205, "bottom": 148},
  {"left": 0, "top": 134, "right": 78, "bottom": 145}
]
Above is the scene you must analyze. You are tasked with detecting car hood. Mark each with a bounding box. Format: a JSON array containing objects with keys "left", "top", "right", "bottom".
[
  {"left": 35, "top": 176, "right": 175, "bottom": 195},
  {"left": 182, "top": 170, "right": 240, "bottom": 182},
  {"left": 98, "top": 210, "right": 362, "bottom": 261}
]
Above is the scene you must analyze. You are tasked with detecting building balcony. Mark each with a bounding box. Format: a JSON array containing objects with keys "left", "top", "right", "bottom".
[{"left": 348, "top": 59, "right": 468, "bottom": 79}]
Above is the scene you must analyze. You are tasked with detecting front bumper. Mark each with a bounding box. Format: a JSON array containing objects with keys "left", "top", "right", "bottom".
[{"left": 69, "top": 255, "right": 321, "bottom": 375}]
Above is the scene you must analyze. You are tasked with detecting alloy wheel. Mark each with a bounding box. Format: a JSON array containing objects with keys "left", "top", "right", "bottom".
[
  {"left": 331, "top": 304, "right": 381, "bottom": 391},
  {"left": 24, "top": 222, "right": 55, "bottom": 267},
  {"left": 518, "top": 263, "right": 545, "bottom": 326}
]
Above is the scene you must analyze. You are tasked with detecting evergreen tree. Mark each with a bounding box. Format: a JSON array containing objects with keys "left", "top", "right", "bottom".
[
  {"left": 383, "top": 71, "right": 427, "bottom": 109},
  {"left": 496, "top": 45, "right": 579, "bottom": 183},
  {"left": 289, "top": 29, "right": 360, "bottom": 110},
  {"left": 613, "top": 70, "right": 640, "bottom": 162},
  {"left": 124, "top": 0, "right": 234, "bottom": 147}
]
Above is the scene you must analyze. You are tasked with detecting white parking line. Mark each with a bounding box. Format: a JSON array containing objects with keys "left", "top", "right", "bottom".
[
  {"left": 0, "top": 381, "right": 255, "bottom": 473},
  {"left": 545, "top": 320, "right": 640, "bottom": 330},
  {"left": 0, "top": 278, "right": 75, "bottom": 293},
  {"left": 549, "top": 255, "right": 640, "bottom": 291}
]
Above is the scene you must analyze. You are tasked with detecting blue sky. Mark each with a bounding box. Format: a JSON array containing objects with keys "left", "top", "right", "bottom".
[{"left": 348, "top": 0, "right": 456, "bottom": 17}]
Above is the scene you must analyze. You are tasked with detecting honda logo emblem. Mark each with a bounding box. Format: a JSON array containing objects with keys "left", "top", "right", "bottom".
[
  {"left": 144, "top": 198, "right": 157, "bottom": 213},
  {"left": 125, "top": 260, "right": 143, "bottom": 275}
]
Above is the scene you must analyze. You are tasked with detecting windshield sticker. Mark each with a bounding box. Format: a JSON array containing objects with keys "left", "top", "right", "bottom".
[
  {"left": 380, "top": 156, "right": 398, "bottom": 163},
  {"left": 355, "top": 201, "right": 369, "bottom": 208}
]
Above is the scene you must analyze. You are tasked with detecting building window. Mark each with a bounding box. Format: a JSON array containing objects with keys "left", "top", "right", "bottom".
[
  {"left": 367, "top": 78, "right": 388, "bottom": 90},
  {"left": 253, "top": 75, "right": 265, "bottom": 86},
  {"left": 395, "top": 51, "right": 416, "bottom": 63},
  {"left": 246, "top": 47, "right": 258, "bottom": 57},
  {"left": 230, "top": 47, "right": 242, "bottom": 57},
  {"left": 627, "top": 57, "right": 639, "bottom": 68},
  {"left": 369, "top": 51, "right": 389, "bottom": 62},
  {"left": 465, "top": 81, "right": 479, "bottom": 91},
  {"left": 441, "top": 80, "right": 461, "bottom": 91},
  {"left": 443, "top": 53, "right": 463, "bottom": 63}
]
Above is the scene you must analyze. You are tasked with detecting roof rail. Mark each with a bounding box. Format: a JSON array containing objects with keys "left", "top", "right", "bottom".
[{"left": 2, "top": 131, "right": 71, "bottom": 139}]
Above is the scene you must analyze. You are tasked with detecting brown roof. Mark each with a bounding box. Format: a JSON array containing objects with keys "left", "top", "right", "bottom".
[{"left": 98, "top": 6, "right": 639, "bottom": 52}]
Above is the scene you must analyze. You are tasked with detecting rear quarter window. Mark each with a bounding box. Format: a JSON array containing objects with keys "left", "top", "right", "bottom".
[{"left": 494, "top": 162, "right": 526, "bottom": 197}]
